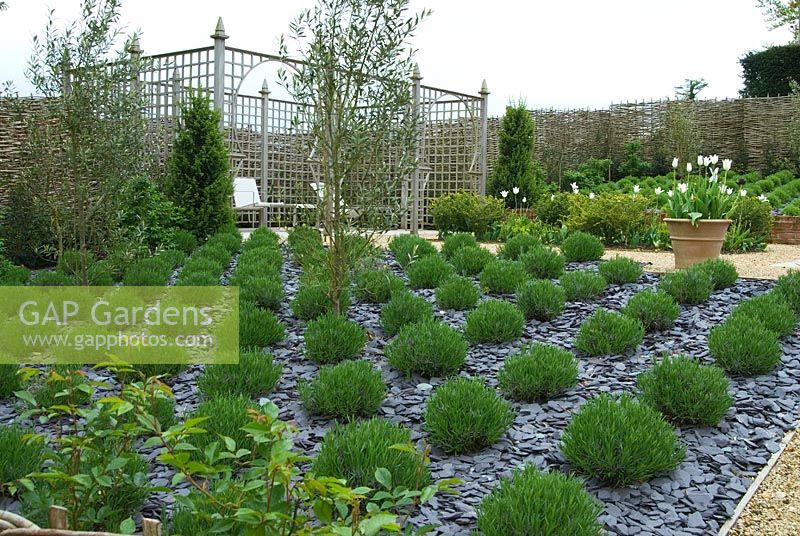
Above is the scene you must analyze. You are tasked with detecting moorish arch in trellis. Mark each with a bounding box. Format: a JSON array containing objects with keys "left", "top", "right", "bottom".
[{"left": 137, "top": 18, "right": 489, "bottom": 230}]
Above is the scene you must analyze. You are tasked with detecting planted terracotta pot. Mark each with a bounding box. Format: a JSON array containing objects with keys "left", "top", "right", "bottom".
[{"left": 664, "top": 218, "right": 731, "bottom": 269}]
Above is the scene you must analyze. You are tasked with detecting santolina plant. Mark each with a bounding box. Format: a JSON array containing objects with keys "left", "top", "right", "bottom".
[
  {"left": 574, "top": 309, "right": 644, "bottom": 356},
  {"left": 480, "top": 259, "right": 527, "bottom": 295},
  {"left": 465, "top": 299, "right": 525, "bottom": 343},
  {"left": 299, "top": 360, "right": 387, "bottom": 419},
  {"left": 452, "top": 245, "right": 495, "bottom": 276},
  {"left": 708, "top": 314, "right": 782, "bottom": 375},
  {"left": 304, "top": 313, "right": 367, "bottom": 364},
  {"left": 598, "top": 256, "right": 642, "bottom": 285},
  {"left": 435, "top": 276, "right": 480, "bottom": 310},
  {"left": 516, "top": 279, "right": 566, "bottom": 321},
  {"left": 386, "top": 320, "right": 468, "bottom": 378},
  {"left": 621, "top": 290, "right": 680, "bottom": 332},
  {"left": 380, "top": 290, "right": 434, "bottom": 336},
  {"left": 498, "top": 343, "right": 579, "bottom": 402},
  {"left": 559, "top": 270, "right": 607, "bottom": 302}
]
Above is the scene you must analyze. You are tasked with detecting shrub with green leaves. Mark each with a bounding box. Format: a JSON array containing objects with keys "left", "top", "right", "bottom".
[
  {"left": 0, "top": 365, "right": 20, "bottom": 399},
  {"left": 708, "top": 314, "right": 782, "bottom": 375},
  {"left": 729, "top": 292, "right": 797, "bottom": 338},
  {"left": 480, "top": 259, "right": 527, "bottom": 294},
  {"left": 239, "top": 303, "right": 286, "bottom": 348},
  {"left": 189, "top": 395, "right": 257, "bottom": 450},
  {"left": 621, "top": 290, "right": 680, "bottom": 332},
  {"left": 199, "top": 350, "right": 283, "bottom": 399},
  {"left": 239, "top": 277, "right": 284, "bottom": 311},
  {"left": 237, "top": 247, "right": 284, "bottom": 273},
  {"left": 637, "top": 355, "right": 732, "bottom": 426},
  {"left": 304, "top": 313, "right": 367, "bottom": 364},
  {"left": 774, "top": 270, "right": 800, "bottom": 314},
  {"left": 441, "top": 232, "right": 478, "bottom": 260},
  {"left": 130, "top": 363, "right": 188, "bottom": 380},
  {"left": 30, "top": 271, "right": 77, "bottom": 286},
  {"left": 172, "top": 229, "right": 198, "bottom": 256},
  {"left": 28, "top": 365, "right": 91, "bottom": 408},
  {"left": 560, "top": 231, "right": 604, "bottom": 262},
  {"left": 658, "top": 266, "right": 713, "bottom": 305},
  {"left": 697, "top": 258, "right": 738, "bottom": 290},
  {"left": 476, "top": 466, "right": 603, "bottom": 536},
  {"left": 0, "top": 425, "right": 49, "bottom": 488},
  {"left": 406, "top": 254, "right": 454, "bottom": 289},
  {"left": 430, "top": 191, "right": 507, "bottom": 239},
  {"left": 388, "top": 234, "right": 437, "bottom": 268},
  {"left": 451, "top": 245, "right": 495, "bottom": 276},
  {"left": 0, "top": 261, "right": 31, "bottom": 285},
  {"left": 598, "top": 256, "right": 642, "bottom": 285},
  {"left": 386, "top": 320, "right": 468, "bottom": 377},
  {"left": 424, "top": 377, "right": 515, "bottom": 454},
  {"left": 559, "top": 270, "right": 607, "bottom": 301},
  {"left": 244, "top": 227, "right": 280, "bottom": 251},
  {"left": 291, "top": 281, "right": 351, "bottom": 321},
  {"left": 435, "top": 276, "right": 480, "bottom": 310},
  {"left": 465, "top": 299, "right": 525, "bottom": 343},
  {"left": 519, "top": 246, "right": 565, "bottom": 279},
  {"left": 313, "top": 418, "right": 429, "bottom": 490},
  {"left": 498, "top": 343, "right": 579, "bottom": 402},
  {"left": 299, "top": 360, "right": 386, "bottom": 419},
  {"left": 499, "top": 233, "right": 541, "bottom": 261},
  {"left": 380, "top": 290, "right": 434, "bottom": 336},
  {"left": 560, "top": 393, "right": 686, "bottom": 486},
  {"left": 353, "top": 268, "right": 405, "bottom": 303},
  {"left": 516, "top": 279, "right": 566, "bottom": 322},
  {"left": 574, "top": 309, "right": 644, "bottom": 356}
]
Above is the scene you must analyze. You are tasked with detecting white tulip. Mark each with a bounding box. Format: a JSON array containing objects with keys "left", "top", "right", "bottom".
[
  {"left": 672, "top": 157, "right": 679, "bottom": 169},
  {"left": 500, "top": 190, "right": 508, "bottom": 198},
  {"left": 739, "top": 189, "right": 747, "bottom": 197},
  {"left": 654, "top": 187, "right": 663, "bottom": 195},
  {"left": 512, "top": 186, "right": 520, "bottom": 195},
  {"left": 723, "top": 159, "right": 732, "bottom": 171},
  {"left": 697, "top": 155, "right": 704, "bottom": 166},
  {"left": 758, "top": 194, "right": 768, "bottom": 202},
  {"left": 550, "top": 194, "right": 555, "bottom": 201},
  {"left": 703, "top": 156, "right": 712, "bottom": 168},
  {"left": 711, "top": 154, "right": 719, "bottom": 165},
  {"left": 522, "top": 197, "right": 527, "bottom": 203},
  {"left": 709, "top": 172, "right": 718, "bottom": 183},
  {"left": 589, "top": 192, "right": 596, "bottom": 199},
  {"left": 686, "top": 163, "right": 693, "bottom": 173},
  {"left": 633, "top": 185, "right": 641, "bottom": 193},
  {"left": 678, "top": 183, "right": 689, "bottom": 193},
  {"left": 667, "top": 190, "right": 674, "bottom": 197},
  {"left": 725, "top": 187, "right": 734, "bottom": 195}
]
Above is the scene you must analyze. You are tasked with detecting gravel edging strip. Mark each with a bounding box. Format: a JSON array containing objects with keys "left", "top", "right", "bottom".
[{"left": 718, "top": 428, "right": 798, "bottom": 536}]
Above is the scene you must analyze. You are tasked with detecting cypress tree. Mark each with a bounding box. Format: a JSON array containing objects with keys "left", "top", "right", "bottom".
[
  {"left": 490, "top": 103, "right": 546, "bottom": 207},
  {"left": 166, "top": 91, "right": 234, "bottom": 240}
]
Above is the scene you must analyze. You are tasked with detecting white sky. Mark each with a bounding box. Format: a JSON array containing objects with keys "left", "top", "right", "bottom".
[{"left": 0, "top": 0, "right": 794, "bottom": 116}]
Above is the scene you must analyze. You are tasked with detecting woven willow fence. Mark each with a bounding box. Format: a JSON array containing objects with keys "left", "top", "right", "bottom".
[{"left": 487, "top": 96, "right": 797, "bottom": 185}]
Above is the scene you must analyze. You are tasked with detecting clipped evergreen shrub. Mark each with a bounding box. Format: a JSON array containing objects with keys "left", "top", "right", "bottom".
[
  {"left": 451, "top": 245, "right": 495, "bottom": 276},
  {"left": 476, "top": 466, "right": 603, "bottom": 536},
  {"left": 0, "top": 425, "right": 49, "bottom": 487},
  {"left": 441, "top": 232, "right": 478, "bottom": 260},
  {"left": 406, "top": 254, "right": 455, "bottom": 289},
  {"left": 244, "top": 227, "right": 281, "bottom": 251},
  {"left": 465, "top": 299, "right": 525, "bottom": 343},
  {"left": 313, "top": 418, "right": 429, "bottom": 490},
  {"left": 498, "top": 233, "right": 541, "bottom": 261},
  {"left": 697, "top": 258, "right": 738, "bottom": 290},
  {"left": 561, "top": 231, "right": 604, "bottom": 262},
  {"left": 239, "top": 303, "right": 286, "bottom": 348},
  {"left": 598, "top": 256, "right": 642, "bottom": 285},
  {"left": 380, "top": 290, "right": 434, "bottom": 337},
  {"left": 299, "top": 360, "right": 386, "bottom": 419},
  {"left": 516, "top": 279, "right": 566, "bottom": 322},
  {"left": 729, "top": 292, "right": 797, "bottom": 338},
  {"left": 774, "top": 270, "right": 800, "bottom": 314},
  {"left": 637, "top": 354, "right": 732, "bottom": 426},
  {"left": 574, "top": 309, "right": 644, "bottom": 356},
  {"left": 353, "top": 268, "right": 405, "bottom": 303},
  {"left": 658, "top": 266, "right": 713, "bottom": 305},
  {"left": 389, "top": 234, "right": 437, "bottom": 268},
  {"left": 560, "top": 393, "right": 686, "bottom": 486},
  {"left": 621, "top": 290, "right": 680, "bottom": 332},
  {"left": 708, "top": 314, "right": 782, "bottom": 375},
  {"left": 304, "top": 313, "right": 367, "bottom": 364},
  {"left": 239, "top": 277, "right": 284, "bottom": 312},
  {"left": 519, "top": 246, "right": 565, "bottom": 279},
  {"left": 198, "top": 349, "right": 283, "bottom": 399},
  {"left": 498, "top": 343, "right": 579, "bottom": 402},
  {"left": 0, "top": 365, "right": 20, "bottom": 399},
  {"left": 424, "top": 377, "right": 516, "bottom": 454},
  {"left": 435, "top": 276, "right": 480, "bottom": 310},
  {"left": 189, "top": 395, "right": 257, "bottom": 450},
  {"left": 172, "top": 229, "right": 198, "bottom": 256},
  {"left": 386, "top": 320, "right": 468, "bottom": 377},
  {"left": 480, "top": 259, "right": 527, "bottom": 294},
  {"left": 430, "top": 191, "right": 507, "bottom": 239},
  {"left": 559, "top": 270, "right": 607, "bottom": 301}
]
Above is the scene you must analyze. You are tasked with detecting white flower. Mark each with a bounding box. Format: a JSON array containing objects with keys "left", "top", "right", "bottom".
[
  {"left": 697, "top": 155, "right": 704, "bottom": 166},
  {"left": 709, "top": 171, "right": 718, "bottom": 183},
  {"left": 678, "top": 183, "right": 688, "bottom": 193},
  {"left": 723, "top": 159, "right": 732, "bottom": 171},
  {"left": 570, "top": 182, "right": 579, "bottom": 193},
  {"left": 725, "top": 187, "right": 734, "bottom": 195},
  {"left": 667, "top": 190, "right": 674, "bottom": 198},
  {"left": 550, "top": 194, "right": 555, "bottom": 201},
  {"left": 589, "top": 192, "right": 596, "bottom": 199},
  {"left": 522, "top": 197, "right": 527, "bottom": 203},
  {"left": 672, "top": 157, "right": 679, "bottom": 169},
  {"left": 654, "top": 187, "right": 663, "bottom": 195},
  {"left": 633, "top": 184, "right": 641, "bottom": 193},
  {"left": 686, "top": 163, "right": 693, "bottom": 173},
  {"left": 512, "top": 186, "right": 520, "bottom": 195},
  {"left": 710, "top": 154, "right": 719, "bottom": 165},
  {"left": 758, "top": 194, "right": 768, "bottom": 202},
  {"left": 703, "top": 156, "right": 711, "bottom": 168},
  {"left": 500, "top": 190, "right": 508, "bottom": 198},
  {"left": 739, "top": 189, "right": 747, "bottom": 197}
]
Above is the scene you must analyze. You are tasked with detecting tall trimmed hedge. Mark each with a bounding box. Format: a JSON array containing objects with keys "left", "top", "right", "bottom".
[
  {"left": 740, "top": 44, "right": 800, "bottom": 98},
  {"left": 489, "top": 103, "right": 546, "bottom": 206}
]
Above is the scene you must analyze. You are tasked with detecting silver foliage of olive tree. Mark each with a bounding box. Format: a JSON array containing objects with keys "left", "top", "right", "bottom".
[{"left": 279, "top": 0, "right": 429, "bottom": 312}]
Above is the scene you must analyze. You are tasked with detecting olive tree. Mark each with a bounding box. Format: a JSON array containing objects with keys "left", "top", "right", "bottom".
[
  {"left": 757, "top": 0, "right": 800, "bottom": 42},
  {"left": 280, "top": 0, "right": 428, "bottom": 312}
]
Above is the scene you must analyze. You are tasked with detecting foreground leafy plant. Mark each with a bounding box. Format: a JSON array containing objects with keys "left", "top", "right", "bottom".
[
  {"left": 560, "top": 393, "right": 685, "bottom": 486},
  {"left": 299, "top": 360, "right": 386, "bottom": 419},
  {"left": 697, "top": 257, "right": 738, "bottom": 290},
  {"left": 424, "top": 377, "right": 516, "bottom": 454},
  {"left": 498, "top": 343, "right": 579, "bottom": 402},
  {"left": 0, "top": 425, "right": 49, "bottom": 494}
]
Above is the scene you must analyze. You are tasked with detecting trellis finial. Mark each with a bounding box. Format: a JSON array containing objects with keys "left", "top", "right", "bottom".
[
  {"left": 212, "top": 17, "right": 228, "bottom": 39},
  {"left": 412, "top": 63, "right": 421, "bottom": 80},
  {"left": 480, "top": 79, "right": 489, "bottom": 95},
  {"left": 128, "top": 36, "right": 142, "bottom": 55},
  {"left": 260, "top": 79, "right": 270, "bottom": 95}
]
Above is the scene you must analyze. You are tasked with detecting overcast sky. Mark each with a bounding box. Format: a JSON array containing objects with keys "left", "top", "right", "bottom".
[{"left": 0, "top": 0, "right": 794, "bottom": 116}]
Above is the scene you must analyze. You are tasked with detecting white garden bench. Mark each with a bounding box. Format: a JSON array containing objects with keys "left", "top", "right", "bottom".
[{"left": 233, "top": 178, "right": 315, "bottom": 228}]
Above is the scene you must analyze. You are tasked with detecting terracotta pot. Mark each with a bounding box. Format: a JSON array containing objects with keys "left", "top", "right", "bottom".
[{"left": 664, "top": 218, "right": 732, "bottom": 269}]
